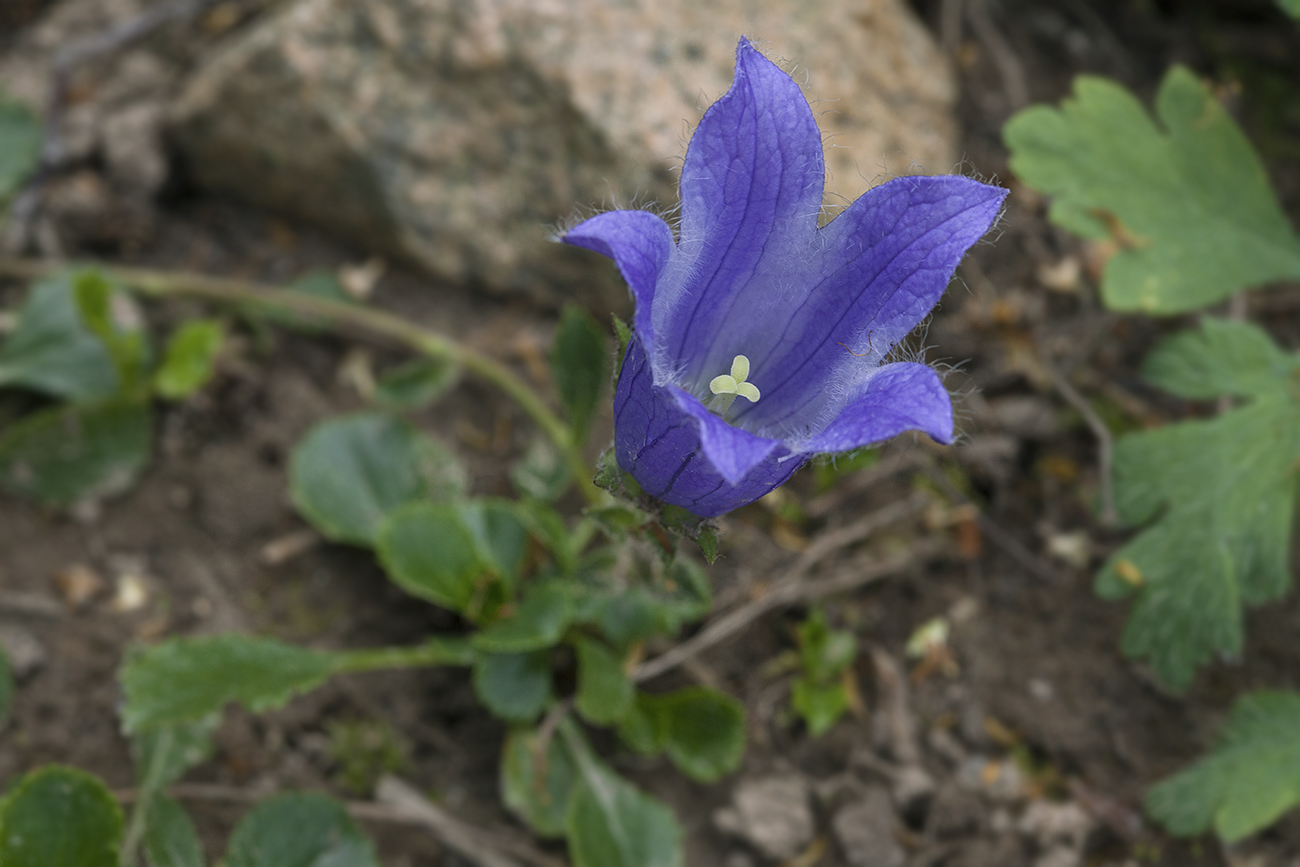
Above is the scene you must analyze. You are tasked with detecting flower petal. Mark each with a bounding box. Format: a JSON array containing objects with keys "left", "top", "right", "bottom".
[
  {"left": 563, "top": 209, "right": 675, "bottom": 346},
  {"left": 670, "top": 390, "right": 780, "bottom": 486},
  {"left": 736, "top": 176, "right": 1007, "bottom": 431},
  {"left": 657, "top": 36, "right": 826, "bottom": 383},
  {"left": 795, "top": 362, "right": 953, "bottom": 454},
  {"left": 614, "top": 337, "right": 805, "bottom": 516}
]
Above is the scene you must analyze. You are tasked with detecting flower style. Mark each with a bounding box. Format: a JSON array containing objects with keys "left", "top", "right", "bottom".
[{"left": 564, "top": 38, "right": 1007, "bottom": 517}]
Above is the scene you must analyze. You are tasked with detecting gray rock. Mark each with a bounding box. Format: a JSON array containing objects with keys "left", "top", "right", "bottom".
[
  {"left": 713, "top": 774, "right": 815, "bottom": 861},
  {"left": 168, "top": 0, "right": 958, "bottom": 309},
  {"left": 832, "top": 788, "right": 904, "bottom": 867}
]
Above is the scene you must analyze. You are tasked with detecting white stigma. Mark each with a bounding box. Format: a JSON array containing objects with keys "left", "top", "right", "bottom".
[{"left": 708, "top": 354, "right": 760, "bottom": 417}]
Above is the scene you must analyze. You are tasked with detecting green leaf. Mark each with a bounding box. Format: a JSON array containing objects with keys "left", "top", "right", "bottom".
[
  {"left": 121, "top": 634, "right": 338, "bottom": 732},
  {"left": 133, "top": 717, "right": 218, "bottom": 795},
  {"left": 223, "top": 792, "right": 378, "bottom": 867},
  {"left": 0, "top": 766, "right": 123, "bottom": 867},
  {"left": 1147, "top": 691, "right": 1300, "bottom": 842},
  {"left": 460, "top": 498, "right": 531, "bottom": 587},
  {"left": 616, "top": 693, "right": 666, "bottom": 756},
  {"left": 0, "top": 273, "right": 118, "bottom": 401},
  {"left": 0, "top": 94, "right": 41, "bottom": 200},
  {"left": 72, "top": 271, "right": 148, "bottom": 395},
  {"left": 1140, "top": 317, "right": 1293, "bottom": 400},
  {"left": 290, "top": 412, "right": 465, "bottom": 546},
  {"left": 153, "top": 320, "right": 223, "bottom": 399},
  {"left": 143, "top": 794, "right": 204, "bottom": 867},
  {"left": 653, "top": 687, "right": 746, "bottom": 783},
  {"left": 0, "top": 399, "right": 152, "bottom": 506},
  {"left": 1004, "top": 67, "right": 1300, "bottom": 313},
  {"left": 551, "top": 305, "right": 607, "bottom": 443},
  {"left": 561, "top": 719, "right": 683, "bottom": 867},
  {"left": 574, "top": 636, "right": 633, "bottom": 725},
  {"left": 1279, "top": 0, "right": 1300, "bottom": 20},
  {"left": 511, "top": 437, "right": 572, "bottom": 502},
  {"left": 791, "top": 678, "right": 850, "bottom": 737},
  {"left": 376, "top": 502, "right": 484, "bottom": 612},
  {"left": 515, "top": 498, "right": 578, "bottom": 575},
  {"left": 473, "top": 651, "right": 553, "bottom": 722},
  {"left": 1096, "top": 319, "right": 1300, "bottom": 689},
  {"left": 0, "top": 644, "right": 12, "bottom": 729},
  {"left": 259, "top": 270, "right": 357, "bottom": 333},
  {"left": 797, "top": 609, "right": 857, "bottom": 683},
  {"left": 502, "top": 727, "right": 579, "bottom": 838},
  {"left": 473, "top": 583, "right": 572, "bottom": 653},
  {"left": 372, "top": 358, "right": 458, "bottom": 410}
]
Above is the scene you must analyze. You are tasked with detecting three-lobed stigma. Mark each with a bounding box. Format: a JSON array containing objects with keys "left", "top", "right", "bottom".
[{"left": 708, "top": 354, "right": 760, "bottom": 417}]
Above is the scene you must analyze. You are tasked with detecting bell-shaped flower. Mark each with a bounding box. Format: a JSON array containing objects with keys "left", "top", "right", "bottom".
[{"left": 564, "top": 37, "right": 1007, "bottom": 517}]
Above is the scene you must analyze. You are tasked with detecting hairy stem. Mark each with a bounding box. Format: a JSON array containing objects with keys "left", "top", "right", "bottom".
[{"left": 0, "top": 257, "right": 601, "bottom": 504}]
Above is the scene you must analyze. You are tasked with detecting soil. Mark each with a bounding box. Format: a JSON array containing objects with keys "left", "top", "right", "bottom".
[{"left": 2, "top": 1, "right": 1300, "bottom": 866}]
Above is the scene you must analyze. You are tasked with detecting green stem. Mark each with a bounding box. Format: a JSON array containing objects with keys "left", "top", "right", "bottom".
[
  {"left": 0, "top": 257, "right": 601, "bottom": 505},
  {"left": 332, "top": 637, "right": 477, "bottom": 673}
]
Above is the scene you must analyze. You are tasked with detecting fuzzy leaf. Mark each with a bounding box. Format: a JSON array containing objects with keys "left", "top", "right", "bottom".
[
  {"left": 153, "top": 320, "right": 223, "bottom": 399},
  {"left": 473, "top": 651, "right": 553, "bottom": 722},
  {"left": 1096, "top": 319, "right": 1300, "bottom": 689},
  {"left": 574, "top": 636, "right": 633, "bottom": 725},
  {"left": 561, "top": 720, "right": 682, "bottom": 867},
  {"left": 0, "top": 274, "right": 118, "bottom": 401},
  {"left": 223, "top": 793, "right": 378, "bottom": 867},
  {"left": 551, "top": 305, "right": 607, "bottom": 443},
  {"left": 290, "top": 412, "right": 465, "bottom": 546},
  {"left": 502, "top": 727, "right": 579, "bottom": 838},
  {"left": 1004, "top": 67, "right": 1300, "bottom": 313},
  {"left": 0, "top": 94, "right": 40, "bottom": 200},
  {"left": 376, "top": 502, "right": 484, "bottom": 612},
  {"left": 143, "top": 794, "right": 204, "bottom": 867},
  {"left": 121, "top": 635, "right": 339, "bottom": 732},
  {"left": 0, "top": 399, "right": 152, "bottom": 506},
  {"left": 473, "top": 583, "right": 572, "bottom": 653},
  {"left": 0, "top": 766, "right": 123, "bottom": 867},
  {"left": 372, "top": 358, "right": 458, "bottom": 410},
  {"left": 1147, "top": 691, "right": 1300, "bottom": 841}
]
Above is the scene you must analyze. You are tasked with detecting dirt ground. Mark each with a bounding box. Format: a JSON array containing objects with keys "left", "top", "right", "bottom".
[{"left": 2, "top": 1, "right": 1300, "bottom": 866}]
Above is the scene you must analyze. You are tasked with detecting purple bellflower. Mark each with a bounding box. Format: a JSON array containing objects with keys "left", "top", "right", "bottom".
[{"left": 564, "top": 38, "right": 1007, "bottom": 517}]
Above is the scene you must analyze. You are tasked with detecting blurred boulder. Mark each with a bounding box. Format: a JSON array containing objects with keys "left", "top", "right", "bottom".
[{"left": 168, "top": 0, "right": 958, "bottom": 309}]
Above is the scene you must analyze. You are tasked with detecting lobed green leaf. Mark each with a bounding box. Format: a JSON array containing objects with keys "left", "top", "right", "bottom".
[
  {"left": 1096, "top": 319, "right": 1300, "bottom": 689},
  {"left": 1004, "top": 67, "right": 1300, "bottom": 313},
  {"left": 1147, "top": 691, "right": 1300, "bottom": 841}
]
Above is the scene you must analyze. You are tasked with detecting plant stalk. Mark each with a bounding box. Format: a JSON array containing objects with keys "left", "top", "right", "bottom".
[{"left": 0, "top": 257, "right": 601, "bottom": 504}]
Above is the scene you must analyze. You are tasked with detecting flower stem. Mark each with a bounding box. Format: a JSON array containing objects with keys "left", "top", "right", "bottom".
[{"left": 0, "top": 257, "right": 601, "bottom": 505}]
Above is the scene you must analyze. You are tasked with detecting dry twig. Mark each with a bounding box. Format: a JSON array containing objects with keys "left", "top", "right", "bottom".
[{"left": 635, "top": 538, "right": 946, "bottom": 683}]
